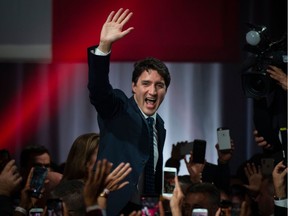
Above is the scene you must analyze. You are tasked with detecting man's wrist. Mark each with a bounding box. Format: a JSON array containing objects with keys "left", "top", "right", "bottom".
[{"left": 274, "top": 194, "right": 287, "bottom": 200}]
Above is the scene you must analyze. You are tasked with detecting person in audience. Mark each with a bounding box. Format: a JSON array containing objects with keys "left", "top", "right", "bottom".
[
  {"left": 20, "top": 145, "right": 52, "bottom": 184},
  {"left": 228, "top": 183, "right": 247, "bottom": 216},
  {"left": 62, "top": 133, "right": 100, "bottom": 181},
  {"left": 272, "top": 160, "right": 288, "bottom": 216},
  {"left": 19, "top": 144, "right": 62, "bottom": 208},
  {"left": 52, "top": 179, "right": 86, "bottom": 216},
  {"left": 252, "top": 64, "right": 287, "bottom": 157},
  {"left": 243, "top": 160, "right": 282, "bottom": 216},
  {"left": 13, "top": 167, "right": 43, "bottom": 216},
  {"left": 83, "top": 159, "right": 135, "bottom": 216},
  {"left": 182, "top": 182, "right": 221, "bottom": 216},
  {"left": 52, "top": 133, "right": 132, "bottom": 215},
  {"left": 255, "top": 176, "right": 275, "bottom": 216},
  {"left": 87, "top": 8, "right": 171, "bottom": 215},
  {"left": 0, "top": 158, "right": 22, "bottom": 216},
  {"left": 165, "top": 140, "right": 234, "bottom": 194}
]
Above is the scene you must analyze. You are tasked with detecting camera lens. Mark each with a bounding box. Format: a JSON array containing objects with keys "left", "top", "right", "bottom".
[{"left": 249, "top": 74, "right": 266, "bottom": 93}]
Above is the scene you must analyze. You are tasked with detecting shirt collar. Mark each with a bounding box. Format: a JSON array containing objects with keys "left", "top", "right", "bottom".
[{"left": 140, "top": 111, "right": 157, "bottom": 125}]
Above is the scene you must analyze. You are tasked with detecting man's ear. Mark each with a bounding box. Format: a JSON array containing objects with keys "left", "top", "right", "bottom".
[{"left": 132, "top": 82, "right": 136, "bottom": 94}]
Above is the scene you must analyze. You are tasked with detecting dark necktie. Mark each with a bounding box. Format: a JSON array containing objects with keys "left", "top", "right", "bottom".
[{"left": 144, "top": 117, "right": 155, "bottom": 195}]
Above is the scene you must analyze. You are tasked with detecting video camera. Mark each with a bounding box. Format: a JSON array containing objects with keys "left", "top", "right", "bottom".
[{"left": 241, "top": 24, "right": 287, "bottom": 99}]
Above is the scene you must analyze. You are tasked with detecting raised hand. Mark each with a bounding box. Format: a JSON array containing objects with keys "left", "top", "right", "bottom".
[
  {"left": 0, "top": 159, "right": 22, "bottom": 196},
  {"left": 267, "top": 65, "right": 288, "bottom": 91},
  {"left": 272, "top": 160, "right": 288, "bottom": 199},
  {"left": 216, "top": 141, "right": 235, "bottom": 163},
  {"left": 99, "top": 8, "right": 134, "bottom": 53},
  {"left": 243, "top": 163, "right": 263, "bottom": 196},
  {"left": 104, "top": 162, "right": 132, "bottom": 192},
  {"left": 84, "top": 159, "right": 112, "bottom": 207},
  {"left": 169, "top": 176, "right": 184, "bottom": 216},
  {"left": 253, "top": 129, "right": 271, "bottom": 149},
  {"left": 18, "top": 168, "right": 41, "bottom": 211},
  {"left": 184, "top": 152, "right": 205, "bottom": 183}
]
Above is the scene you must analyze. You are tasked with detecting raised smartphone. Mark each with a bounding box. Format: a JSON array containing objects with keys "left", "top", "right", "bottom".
[
  {"left": 30, "top": 166, "right": 48, "bottom": 198},
  {"left": 162, "top": 167, "right": 177, "bottom": 197},
  {"left": 261, "top": 158, "right": 275, "bottom": 176},
  {"left": 192, "top": 139, "right": 206, "bottom": 164},
  {"left": 192, "top": 208, "right": 208, "bottom": 216},
  {"left": 180, "top": 141, "right": 194, "bottom": 156},
  {"left": 217, "top": 127, "right": 231, "bottom": 150}
]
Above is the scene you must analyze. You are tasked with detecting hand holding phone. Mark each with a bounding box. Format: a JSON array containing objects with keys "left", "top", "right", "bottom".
[
  {"left": 217, "top": 128, "right": 231, "bottom": 151},
  {"left": 30, "top": 166, "right": 48, "bottom": 198},
  {"left": 162, "top": 167, "right": 177, "bottom": 197}
]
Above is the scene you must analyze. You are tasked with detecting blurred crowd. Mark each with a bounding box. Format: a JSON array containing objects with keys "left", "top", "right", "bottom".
[{"left": 0, "top": 129, "right": 287, "bottom": 216}]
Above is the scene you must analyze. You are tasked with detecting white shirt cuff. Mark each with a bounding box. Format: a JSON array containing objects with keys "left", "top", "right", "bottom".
[
  {"left": 274, "top": 198, "right": 288, "bottom": 208},
  {"left": 92, "top": 48, "right": 110, "bottom": 56},
  {"left": 86, "top": 205, "right": 106, "bottom": 216}
]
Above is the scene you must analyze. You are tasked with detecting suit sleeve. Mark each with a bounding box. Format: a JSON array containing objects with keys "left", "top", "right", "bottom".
[{"left": 87, "top": 46, "right": 124, "bottom": 119}]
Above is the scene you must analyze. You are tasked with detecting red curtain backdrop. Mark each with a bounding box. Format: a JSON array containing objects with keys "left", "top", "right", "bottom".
[{"left": 52, "top": 0, "right": 239, "bottom": 62}]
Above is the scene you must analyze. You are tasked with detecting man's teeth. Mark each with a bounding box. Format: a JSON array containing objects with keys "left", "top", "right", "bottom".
[{"left": 146, "top": 98, "right": 156, "bottom": 104}]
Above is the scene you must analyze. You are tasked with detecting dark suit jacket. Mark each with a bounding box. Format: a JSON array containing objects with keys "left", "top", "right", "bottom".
[
  {"left": 87, "top": 47, "right": 166, "bottom": 215},
  {"left": 274, "top": 204, "right": 288, "bottom": 216}
]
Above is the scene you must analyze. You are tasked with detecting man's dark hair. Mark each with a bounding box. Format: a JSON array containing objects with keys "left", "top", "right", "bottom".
[
  {"left": 132, "top": 57, "right": 171, "bottom": 89},
  {"left": 20, "top": 145, "right": 50, "bottom": 168},
  {"left": 187, "top": 182, "right": 221, "bottom": 208},
  {"left": 51, "top": 179, "right": 85, "bottom": 216}
]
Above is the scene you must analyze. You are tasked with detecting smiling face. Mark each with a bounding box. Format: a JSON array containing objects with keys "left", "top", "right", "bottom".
[{"left": 132, "top": 69, "right": 167, "bottom": 116}]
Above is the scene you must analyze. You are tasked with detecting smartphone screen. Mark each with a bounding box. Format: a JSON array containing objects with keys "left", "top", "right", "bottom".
[
  {"left": 192, "top": 208, "right": 208, "bottom": 216},
  {"left": 162, "top": 167, "right": 177, "bottom": 197},
  {"left": 217, "top": 127, "right": 231, "bottom": 150},
  {"left": 141, "top": 195, "right": 160, "bottom": 216},
  {"left": 30, "top": 166, "right": 48, "bottom": 198},
  {"left": 192, "top": 140, "right": 206, "bottom": 164},
  {"left": 0, "top": 149, "right": 11, "bottom": 173}
]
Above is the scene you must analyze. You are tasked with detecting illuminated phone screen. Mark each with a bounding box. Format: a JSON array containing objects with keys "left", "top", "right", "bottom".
[{"left": 162, "top": 167, "right": 177, "bottom": 197}]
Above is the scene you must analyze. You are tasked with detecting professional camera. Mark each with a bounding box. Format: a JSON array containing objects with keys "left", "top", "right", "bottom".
[{"left": 241, "top": 24, "right": 287, "bottom": 99}]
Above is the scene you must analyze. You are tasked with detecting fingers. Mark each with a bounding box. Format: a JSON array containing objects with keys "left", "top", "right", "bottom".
[
  {"left": 245, "top": 163, "right": 255, "bottom": 175},
  {"left": 110, "top": 8, "right": 133, "bottom": 26},
  {"left": 25, "top": 167, "right": 34, "bottom": 188},
  {"left": 110, "top": 163, "right": 131, "bottom": 180},
  {"left": 117, "top": 9, "right": 132, "bottom": 24},
  {"left": 106, "top": 10, "right": 116, "bottom": 23},
  {"left": 2, "top": 159, "right": 15, "bottom": 173},
  {"left": 106, "top": 163, "right": 132, "bottom": 190},
  {"left": 112, "top": 8, "right": 125, "bottom": 22},
  {"left": 115, "top": 181, "right": 129, "bottom": 190}
]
